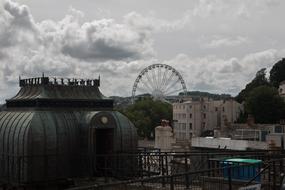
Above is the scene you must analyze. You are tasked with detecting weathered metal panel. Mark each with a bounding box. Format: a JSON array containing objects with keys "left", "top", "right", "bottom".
[
  {"left": 11, "top": 85, "right": 106, "bottom": 101},
  {"left": 85, "top": 111, "right": 138, "bottom": 153},
  {"left": 27, "top": 111, "right": 80, "bottom": 182},
  {"left": 0, "top": 111, "right": 34, "bottom": 183},
  {"left": 0, "top": 76, "right": 138, "bottom": 187}
]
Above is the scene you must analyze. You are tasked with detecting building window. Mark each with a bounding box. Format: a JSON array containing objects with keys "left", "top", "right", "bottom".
[
  {"left": 189, "top": 105, "right": 192, "bottom": 109},
  {"left": 189, "top": 133, "right": 192, "bottom": 138},
  {"left": 189, "top": 113, "right": 192, "bottom": 118},
  {"left": 189, "top": 123, "right": 192, "bottom": 130},
  {"left": 202, "top": 122, "right": 206, "bottom": 128},
  {"left": 182, "top": 123, "right": 186, "bottom": 130},
  {"left": 222, "top": 107, "right": 225, "bottom": 112},
  {"left": 215, "top": 107, "right": 218, "bottom": 111},
  {"left": 181, "top": 133, "right": 186, "bottom": 140},
  {"left": 203, "top": 113, "right": 206, "bottom": 119}
]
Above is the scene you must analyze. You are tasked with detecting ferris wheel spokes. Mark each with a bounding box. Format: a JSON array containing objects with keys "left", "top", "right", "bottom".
[
  {"left": 132, "top": 64, "right": 187, "bottom": 103},
  {"left": 145, "top": 71, "right": 156, "bottom": 91},
  {"left": 140, "top": 77, "right": 154, "bottom": 93},
  {"left": 162, "top": 78, "right": 181, "bottom": 94},
  {"left": 151, "top": 67, "right": 159, "bottom": 90},
  {"left": 160, "top": 71, "right": 175, "bottom": 92}
]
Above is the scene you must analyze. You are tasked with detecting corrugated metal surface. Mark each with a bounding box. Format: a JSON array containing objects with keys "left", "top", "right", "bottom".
[
  {"left": 12, "top": 85, "right": 105, "bottom": 100},
  {"left": 85, "top": 111, "right": 138, "bottom": 153},
  {"left": 0, "top": 111, "right": 34, "bottom": 183},
  {"left": 0, "top": 110, "right": 137, "bottom": 184},
  {"left": 0, "top": 111, "right": 80, "bottom": 183},
  {"left": 1, "top": 78, "right": 137, "bottom": 186}
]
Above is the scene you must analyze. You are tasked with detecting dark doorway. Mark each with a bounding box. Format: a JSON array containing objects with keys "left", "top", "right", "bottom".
[
  {"left": 95, "top": 128, "right": 114, "bottom": 154},
  {"left": 94, "top": 128, "right": 114, "bottom": 175}
]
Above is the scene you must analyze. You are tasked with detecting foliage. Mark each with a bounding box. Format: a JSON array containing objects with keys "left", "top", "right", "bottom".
[
  {"left": 245, "top": 86, "right": 285, "bottom": 124},
  {"left": 119, "top": 97, "right": 172, "bottom": 139},
  {"left": 236, "top": 68, "right": 270, "bottom": 103},
  {"left": 269, "top": 58, "right": 285, "bottom": 88},
  {"left": 236, "top": 111, "right": 248, "bottom": 123}
]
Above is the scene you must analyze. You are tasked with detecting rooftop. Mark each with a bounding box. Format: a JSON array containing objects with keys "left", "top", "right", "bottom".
[{"left": 5, "top": 75, "right": 113, "bottom": 109}]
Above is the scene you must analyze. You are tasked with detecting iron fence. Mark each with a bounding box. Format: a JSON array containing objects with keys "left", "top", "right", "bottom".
[
  {"left": 1, "top": 149, "right": 285, "bottom": 189},
  {"left": 67, "top": 158, "right": 285, "bottom": 190}
]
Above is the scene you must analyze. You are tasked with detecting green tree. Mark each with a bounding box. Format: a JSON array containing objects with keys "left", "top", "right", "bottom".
[
  {"left": 269, "top": 58, "right": 285, "bottom": 88},
  {"left": 120, "top": 98, "right": 172, "bottom": 139},
  {"left": 245, "top": 86, "right": 285, "bottom": 123},
  {"left": 236, "top": 68, "right": 270, "bottom": 103}
]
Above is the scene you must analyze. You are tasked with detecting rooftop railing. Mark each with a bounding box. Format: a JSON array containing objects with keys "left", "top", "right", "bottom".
[{"left": 19, "top": 76, "right": 100, "bottom": 87}]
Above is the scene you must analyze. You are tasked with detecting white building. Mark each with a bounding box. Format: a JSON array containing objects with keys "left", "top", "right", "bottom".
[
  {"left": 173, "top": 98, "right": 243, "bottom": 140},
  {"left": 191, "top": 137, "right": 268, "bottom": 150},
  {"left": 279, "top": 81, "right": 285, "bottom": 98},
  {"left": 220, "top": 99, "right": 244, "bottom": 128}
]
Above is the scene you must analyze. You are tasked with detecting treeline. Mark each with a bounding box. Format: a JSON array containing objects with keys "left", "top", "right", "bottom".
[
  {"left": 235, "top": 58, "right": 285, "bottom": 124},
  {"left": 184, "top": 91, "right": 232, "bottom": 100},
  {"left": 118, "top": 98, "right": 172, "bottom": 139},
  {"left": 119, "top": 58, "right": 285, "bottom": 139}
]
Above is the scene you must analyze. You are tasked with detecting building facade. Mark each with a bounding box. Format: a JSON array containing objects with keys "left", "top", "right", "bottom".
[{"left": 173, "top": 98, "right": 243, "bottom": 140}]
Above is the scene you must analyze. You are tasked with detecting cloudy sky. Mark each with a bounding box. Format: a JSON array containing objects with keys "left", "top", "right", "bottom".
[{"left": 0, "top": 0, "right": 285, "bottom": 103}]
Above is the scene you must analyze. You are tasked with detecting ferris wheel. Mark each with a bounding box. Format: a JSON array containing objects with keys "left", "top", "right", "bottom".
[{"left": 132, "top": 64, "right": 187, "bottom": 103}]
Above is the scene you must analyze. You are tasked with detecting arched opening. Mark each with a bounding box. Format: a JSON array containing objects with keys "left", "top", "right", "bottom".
[{"left": 89, "top": 113, "right": 116, "bottom": 175}]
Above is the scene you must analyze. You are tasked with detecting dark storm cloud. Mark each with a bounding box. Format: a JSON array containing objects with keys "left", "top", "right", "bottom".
[{"left": 62, "top": 40, "right": 142, "bottom": 61}]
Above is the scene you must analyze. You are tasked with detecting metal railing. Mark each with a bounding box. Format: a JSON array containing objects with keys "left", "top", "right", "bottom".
[
  {"left": 67, "top": 157, "right": 285, "bottom": 190},
  {"left": 1, "top": 149, "right": 285, "bottom": 189}
]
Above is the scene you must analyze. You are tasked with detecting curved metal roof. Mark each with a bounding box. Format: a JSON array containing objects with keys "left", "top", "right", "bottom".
[
  {"left": 84, "top": 111, "right": 138, "bottom": 152},
  {"left": 6, "top": 76, "right": 112, "bottom": 109},
  {"left": 0, "top": 111, "right": 80, "bottom": 182},
  {"left": 11, "top": 85, "right": 105, "bottom": 100},
  {"left": 0, "top": 110, "right": 137, "bottom": 183}
]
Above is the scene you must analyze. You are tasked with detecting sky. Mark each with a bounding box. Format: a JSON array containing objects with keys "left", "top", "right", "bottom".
[{"left": 0, "top": 0, "right": 285, "bottom": 103}]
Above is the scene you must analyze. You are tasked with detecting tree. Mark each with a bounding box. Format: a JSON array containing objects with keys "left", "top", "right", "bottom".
[
  {"left": 269, "top": 58, "right": 285, "bottom": 88},
  {"left": 245, "top": 86, "right": 285, "bottom": 124},
  {"left": 236, "top": 68, "right": 270, "bottom": 103},
  {"left": 119, "top": 98, "right": 172, "bottom": 139}
]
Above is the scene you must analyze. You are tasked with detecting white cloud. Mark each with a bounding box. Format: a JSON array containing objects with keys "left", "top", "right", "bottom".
[
  {"left": 0, "top": 0, "right": 285, "bottom": 103},
  {"left": 124, "top": 11, "right": 190, "bottom": 32},
  {"left": 192, "top": 0, "right": 281, "bottom": 19},
  {"left": 162, "top": 49, "right": 285, "bottom": 95},
  {"left": 205, "top": 36, "right": 249, "bottom": 48},
  {"left": 0, "top": 0, "right": 191, "bottom": 102}
]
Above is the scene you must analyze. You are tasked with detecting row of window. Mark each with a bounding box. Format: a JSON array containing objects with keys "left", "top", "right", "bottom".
[
  {"left": 176, "top": 132, "right": 193, "bottom": 140},
  {"left": 174, "top": 104, "right": 225, "bottom": 112},
  {"left": 174, "top": 105, "right": 209, "bottom": 109},
  {"left": 173, "top": 105, "right": 192, "bottom": 109},
  {"left": 176, "top": 122, "right": 206, "bottom": 130},
  {"left": 175, "top": 123, "right": 193, "bottom": 130},
  {"left": 173, "top": 113, "right": 206, "bottom": 119}
]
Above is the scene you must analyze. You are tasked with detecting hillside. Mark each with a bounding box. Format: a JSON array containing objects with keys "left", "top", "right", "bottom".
[{"left": 182, "top": 91, "right": 232, "bottom": 100}]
